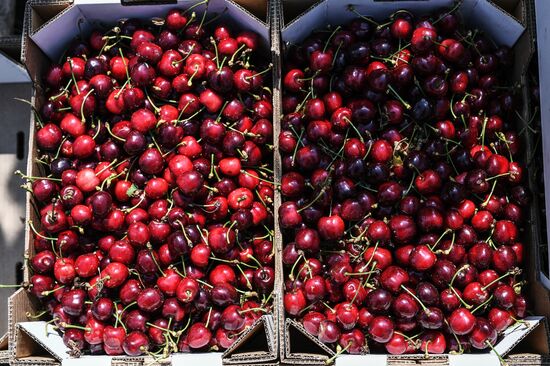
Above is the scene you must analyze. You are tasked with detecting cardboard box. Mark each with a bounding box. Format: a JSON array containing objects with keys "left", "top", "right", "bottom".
[
  {"left": 11, "top": 0, "right": 550, "bottom": 365},
  {"left": 274, "top": 0, "right": 550, "bottom": 365},
  {"left": 11, "top": 0, "right": 278, "bottom": 365}
]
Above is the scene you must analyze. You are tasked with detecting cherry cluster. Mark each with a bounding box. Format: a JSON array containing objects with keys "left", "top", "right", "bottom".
[
  {"left": 23, "top": 5, "right": 274, "bottom": 358},
  {"left": 280, "top": 7, "right": 529, "bottom": 356}
]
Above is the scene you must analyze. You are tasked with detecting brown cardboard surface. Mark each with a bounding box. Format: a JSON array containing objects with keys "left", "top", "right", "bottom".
[{"left": 233, "top": 0, "right": 267, "bottom": 20}]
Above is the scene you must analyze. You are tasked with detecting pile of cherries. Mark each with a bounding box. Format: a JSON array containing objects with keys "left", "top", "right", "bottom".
[
  {"left": 22, "top": 5, "right": 274, "bottom": 358},
  {"left": 280, "top": 7, "right": 529, "bottom": 356}
]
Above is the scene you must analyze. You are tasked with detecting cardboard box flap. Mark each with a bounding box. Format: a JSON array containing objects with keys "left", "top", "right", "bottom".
[
  {"left": 30, "top": 0, "right": 269, "bottom": 62},
  {"left": 282, "top": 0, "right": 524, "bottom": 48},
  {"left": 0, "top": 51, "right": 31, "bottom": 84},
  {"left": 459, "top": 0, "right": 525, "bottom": 47},
  {"left": 222, "top": 315, "right": 277, "bottom": 363},
  {"left": 494, "top": 316, "right": 544, "bottom": 357},
  {"left": 324, "top": 0, "right": 453, "bottom": 32},
  {"left": 282, "top": 0, "right": 455, "bottom": 45},
  {"left": 281, "top": 0, "right": 326, "bottom": 46},
  {"left": 29, "top": 3, "right": 86, "bottom": 63},
  {"left": 17, "top": 322, "right": 73, "bottom": 362},
  {"left": 283, "top": 318, "right": 334, "bottom": 362}
]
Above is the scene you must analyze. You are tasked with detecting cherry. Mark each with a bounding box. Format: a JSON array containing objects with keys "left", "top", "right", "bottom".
[
  {"left": 130, "top": 62, "right": 156, "bottom": 87},
  {"left": 366, "top": 289, "right": 393, "bottom": 314},
  {"left": 449, "top": 308, "right": 476, "bottom": 335},
  {"left": 385, "top": 332, "right": 413, "bottom": 355},
  {"left": 380, "top": 266, "right": 409, "bottom": 293},
  {"left": 209, "top": 264, "right": 236, "bottom": 285},
  {"left": 416, "top": 282, "right": 439, "bottom": 307},
  {"left": 335, "top": 302, "right": 359, "bottom": 330},
  {"left": 392, "top": 292, "right": 419, "bottom": 319},
  {"left": 469, "top": 318, "right": 498, "bottom": 349},
  {"left": 284, "top": 289, "right": 307, "bottom": 316},
  {"left": 84, "top": 317, "right": 105, "bottom": 345},
  {"left": 91, "top": 297, "right": 115, "bottom": 322},
  {"left": 317, "top": 215, "right": 345, "bottom": 240},
  {"left": 411, "top": 27, "right": 437, "bottom": 53},
  {"left": 463, "top": 282, "right": 489, "bottom": 305},
  {"left": 338, "top": 329, "right": 366, "bottom": 354},
  {"left": 137, "top": 288, "right": 164, "bottom": 313},
  {"left": 492, "top": 246, "right": 517, "bottom": 274},
  {"left": 391, "top": 18, "right": 412, "bottom": 39},
  {"left": 493, "top": 220, "right": 518, "bottom": 245},
  {"left": 221, "top": 305, "right": 246, "bottom": 331},
  {"left": 295, "top": 228, "right": 320, "bottom": 253},
  {"left": 468, "top": 242, "right": 493, "bottom": 269},
  {"left": 60, "top": 289, "right": 86, "bottom": 316},
  {"left": 63, "top": 328, "right": 86, "bottom": 351},
  {"left": 419, "top": 307, "right": 444, "bottom": 329},
  {"left": 176, "top": 277, "right": 199, "bottom": 303},
  {"left": 363, "top": 246, "right": 392, "bottom": 270},
  {"left": 101, "top": 262, "right": 129, "bottom": 288},
  {"left": 389, "top": 215, "right": 417, "bottom": 244},
  {"left": 409, "top": 245, "right": 437, "bottom": 271},
  {"left": 161, "top": 298, "right": 185, "bottom": 323},
  {"left": 368, "top": 316, "right": 394, "bottom": 343},
  {"left": 419, "top": 331, "right": 446, "bottom": 354},
  {"left": 493, "top": 284, "right": 516, "bottom": 309},
  {"left": 122, "top": 331, "right": 149, "bottom": 356},
  {"left": 54, "top": 258, "right": 76, "bottom": 284},
  {"left": 208, "top": 226, "right": 236, "bottom": 254},
  {"left": 31, "top": 250, "right": 56, "bottom": 274},
  {"left": 318, "top": 320, "right": 341, "bottom": 344},
  {"left": 187, "top": 323, "right": 212, "bottom": 349},
  {"left": 488, "top": 308, "right": 514, "bottom": 333}
]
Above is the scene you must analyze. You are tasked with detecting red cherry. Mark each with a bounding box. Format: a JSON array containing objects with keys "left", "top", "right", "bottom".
[
  {"left": 449, "top": 308, "right": 476, "bottom": 335},
  {"left": 368, "top": 316, "right": 394, "bottom": 343},
  {"left": 317, "top": 215, "right": 345, "bottom": 240},
  {"left": 284, "top": 289, "right": 307, "bottom": 316},
  {"left": 469, "top": 318, "right": 498, "bottom": 349},
  {"left": 409, "top": 245, "right": 437, "bottom": 271}
]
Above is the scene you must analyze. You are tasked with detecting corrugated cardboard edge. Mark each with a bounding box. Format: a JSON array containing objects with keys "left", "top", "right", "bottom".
[
  {"left": 17, "top": 323, "right": 64, "bottom": 363},
  {"left": 222, "top": 315, "right": 277, "bottom": 364},
  {"left": 9, "top": 289, "right": 58, "bottom": 366},
  {"left": 282, "top": 319, "right": 334, "bottom": 364},
  {"left": 269, "top": 0, "right": 285, "bottom": 363}
]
